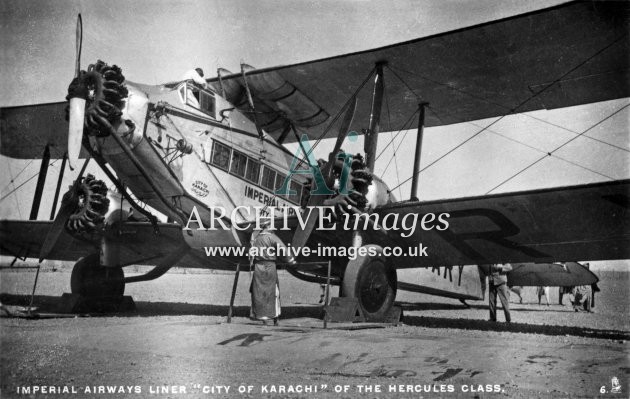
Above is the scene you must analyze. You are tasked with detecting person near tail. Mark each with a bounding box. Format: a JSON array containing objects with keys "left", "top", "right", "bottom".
[{"left": 488, "top": 264, "right": 512, "bottom": 323}]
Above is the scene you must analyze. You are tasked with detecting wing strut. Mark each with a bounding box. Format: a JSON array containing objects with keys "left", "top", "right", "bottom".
[
  {"left": 29, "top": 145, "right": 50, "bottom": 220},
  {"left": 240, "top": 64, "right": 265, "bottom": 139},
  {"left": 49, "top": 152, "right": 68, "bottom": 219},
  {"left": 409, "top": 102, "right": 428, "bottom": 201},
  {"left": 364, "top": 61, "right": 386, "bottom": 171},
  {"left": 216, "top": 68, "right": 227, "bottom": 98}
]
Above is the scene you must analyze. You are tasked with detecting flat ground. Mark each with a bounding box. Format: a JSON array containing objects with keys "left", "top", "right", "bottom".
[{"left": 1, "top": 268, "right": 628, "bottom": 398}]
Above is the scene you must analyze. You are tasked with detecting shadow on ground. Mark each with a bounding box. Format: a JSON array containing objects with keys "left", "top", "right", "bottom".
[
  {"left": 401, "top": 315, "right": 629, "bottom": 341},
  {"left": 0, "top": 293, "right": 323, "bottom": 319},
  {"left": 2, "top": 293, "right": 628, "bottom": 341}
]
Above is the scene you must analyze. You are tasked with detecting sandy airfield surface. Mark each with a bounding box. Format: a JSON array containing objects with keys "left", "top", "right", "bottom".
[{"left": 1, "top": 268, "right": 628, "bottom": 399}]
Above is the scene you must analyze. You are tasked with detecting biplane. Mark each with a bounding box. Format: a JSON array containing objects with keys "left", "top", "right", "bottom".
[{"left": 1, "top": 1, "right": 628, "bottom": 319}]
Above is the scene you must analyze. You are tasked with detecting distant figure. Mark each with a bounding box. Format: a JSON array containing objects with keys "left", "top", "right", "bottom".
[
  {"left": 591, "top": 282, "right": 600, "bottom": 308},
  {"left": 478, "top": 266, "right": 488, "bottom": 299},
  {"left": 537, "top": 286, "right": 550, "bottom": 306},
  {"left": 583, "top": 262, "right": 600, "bottom": 308},
  {"left": 249, "top": 224, "right": 295, "bottom": 326},
  {"left": 559, "top": 286, "right": 573, "bottom": 305},
  {"left": 181, "top": 67, "right": 208, "bottom": 88},
  {"left": 571, "top": 285, "right": 592, "bottom": 312},
  {"left": 509, "top": 285, "right": 523, "bottom": 304},
  {"left": 488, "top": 264, "right": 512, "bottom": 323}
]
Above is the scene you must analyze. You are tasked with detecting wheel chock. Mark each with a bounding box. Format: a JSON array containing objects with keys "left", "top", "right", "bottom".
[{"left": 324, "top": 297, "right": 365, "bottom": 322}]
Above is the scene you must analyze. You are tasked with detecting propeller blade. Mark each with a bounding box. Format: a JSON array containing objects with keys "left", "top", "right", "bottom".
[
  {"left": 292, "top": 96, "right": 358, "bottom": 248},
  {"left": 331, "top": 95, "right": 357, "bottom": 158},
  {"left": 291, "top": 195, "right": 326, "bottom": 248},
  {"left": 67, "top": 97, "right": 85, "bottom": 171},
  {"left": 75, "top": 14, "right": 82, "bottom": 77},
  {"left": 38, "top": 188, "right": 79, "bottom": 262},
  {"left": 68, "top": 14, "right": 84, "bottom": 171},
  {"left": 38, "top": 159, "right": 90, "bottom": 262}
]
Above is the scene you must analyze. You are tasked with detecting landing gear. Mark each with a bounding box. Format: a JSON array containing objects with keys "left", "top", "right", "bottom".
[
  {"left": 70, "top": 253, "right": 124, "bottom": 298},
  {"left": 342, "top": 244, "right": 396, "bottom": 321}
]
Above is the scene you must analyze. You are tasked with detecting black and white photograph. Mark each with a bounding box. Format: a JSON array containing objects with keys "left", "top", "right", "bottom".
[{"left": 1, "top": 1, "right": 628, "bottom": 397}]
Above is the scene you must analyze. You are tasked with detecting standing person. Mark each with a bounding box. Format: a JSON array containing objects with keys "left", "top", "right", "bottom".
[
  {"left": 249, "top": 224, "right": 295, "bottom": 326},
  {"left": 537, "top": 286, "right": 550, "bottom": 306},
  {"left": 181, "top": 67, "right": 208, "bottom": 88},
  {"left": 488, "top": 264, "right": 512, "bottom": 323},
  {"left": 509, "top": 285, "right": 523, "bottom": 304},
  {"left": 180, "top": 67, "right": 208, "bottom": 109},
  {"left": 571, "top": 285, "right": 592, "bottom": 312}
]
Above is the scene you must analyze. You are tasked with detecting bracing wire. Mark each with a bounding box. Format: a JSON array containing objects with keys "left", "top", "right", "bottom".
[
  {"left": 469, "top": 121, "right": 614, "bottom": 181},
  {"left": 388, "top": 63, "right": 629, "bottom": 154},
  {"left": 428, "top": 103, "right": 618, "bottom": 180},
  {"left": 293, "top": 66, "right": 376, "bottom": 170},
  {"left": 379, "top": 115, "right": 415, "bottom": 179},
  {"left": 0, "top": 159, "right": 61, "bottom": 202},
  {"left": 374, "top": 109, "right": 418, "bottom": 162},
  {"left": 6, "top": 162, "right": 23, "bottom": 219},
  {"left": 485, "top": 102, "right": 629, "bottom": 194},
  {"left": 0, "top": 159, "right": 35, "bottom": 194},
  {"left": 386, "top": 33, "right": 628, "bottom": 194}
]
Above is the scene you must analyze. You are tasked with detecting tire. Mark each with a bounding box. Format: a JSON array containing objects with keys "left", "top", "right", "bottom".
[
  {"left": 71, "top": 254, "right": 125, "bottom": 298},
  {"left": 342, "top": 244, "right": 397, "bottom": 321}
]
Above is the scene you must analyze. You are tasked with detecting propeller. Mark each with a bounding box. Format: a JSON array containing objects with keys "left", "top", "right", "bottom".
[
  {"left": 325, "top": 96, "right": 357, "bottom": 178},
  {"left": 39, "top": 14, "right": 88, "bottom": 262},
  {"left": 38, "top": 159, "right": 90, "bottom": 262},
  {"left": 67, "top": 14, "right": 85, "bottom": 170},
  {"left": 291, "top": 96, "right": 357, "bottom": 248}
]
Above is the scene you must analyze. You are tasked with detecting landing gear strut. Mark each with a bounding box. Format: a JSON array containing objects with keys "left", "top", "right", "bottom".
[
  {"left": 70, "top": 253, "right": 124, "bottom": 298},
  {"left": 342, "top": 244, "right": 396, "bottom": 321}
]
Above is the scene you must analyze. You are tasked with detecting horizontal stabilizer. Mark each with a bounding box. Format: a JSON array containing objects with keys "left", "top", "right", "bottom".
[{"left": 507, "top": 262, "right": 599, "bottom": 287}]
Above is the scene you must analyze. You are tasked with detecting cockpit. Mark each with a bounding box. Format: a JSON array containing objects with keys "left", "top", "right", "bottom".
[{"left": 178, "top": 82, "right": 216, "bottom": 119}]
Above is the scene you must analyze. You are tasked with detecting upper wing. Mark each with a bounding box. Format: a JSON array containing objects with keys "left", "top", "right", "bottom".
[
  {"left": 208, "top": 1, "right": 629, "bottom": 142},
  {"left": 0, "top": 102, "right": 86, "bottom": 159},
  {"left": 3, "top": 2, "right": 627, "bottom": 158}
]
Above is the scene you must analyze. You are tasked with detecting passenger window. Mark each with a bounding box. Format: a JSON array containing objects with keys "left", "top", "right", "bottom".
[
  {"left": 211, "top": 141, "right": 231, "bottom": 171},
  {"left": 230, "top": 150, "right": 247, "bottom": 177},
  {"left": 261, "top": 167, "right": 277, "bottom": 191},
  {"left": 301, "top": 185, "right": 309, "bottom": 205},
  {"left": 275, "top": 172, "right": 287, "bottom": 191},
  {"left": 245, "top": 159, "right": 261, "bottom": 183},
  {"left": 199, "top": 91, "right": 216, "bottom": 117},
  {"left": 186, "top": 85, "right": 201, "bottom": 108}
]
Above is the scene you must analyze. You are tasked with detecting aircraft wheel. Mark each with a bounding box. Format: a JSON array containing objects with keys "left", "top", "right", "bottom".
[
  {"left": 342, "top": 244, "right": 396, "bottom": 321},
  {"left": 71, "top": 254, "right": 125, "bottom": 298}
]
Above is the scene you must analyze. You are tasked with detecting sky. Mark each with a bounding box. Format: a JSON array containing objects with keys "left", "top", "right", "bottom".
[{"left": 1, "top": 0, "right": 628, "bottom": 220}]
